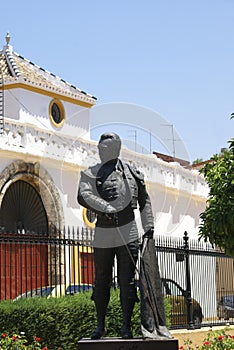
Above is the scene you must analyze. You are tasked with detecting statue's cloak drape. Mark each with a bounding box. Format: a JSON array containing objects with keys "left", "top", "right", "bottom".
[{"left": 140, "top": 237, "right": 173, "bottom": 339}]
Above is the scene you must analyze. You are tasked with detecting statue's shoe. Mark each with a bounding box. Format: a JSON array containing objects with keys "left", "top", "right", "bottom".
[
  {"left": 90, "top": 328, "right": 106, "bottom": 340},
  {"left": 141, "top": 326, "right": 163, "bottom": 339},
  {"left": 121, "top": 327, "right": 133, "bottom": 339},
  {"left": 158, "top": 326, "right": 174, "bottom": 339}
]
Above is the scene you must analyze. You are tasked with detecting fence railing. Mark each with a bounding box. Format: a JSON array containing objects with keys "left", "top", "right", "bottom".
[{"left": 0, "top": 227, "right": 233, "bottom": 329}]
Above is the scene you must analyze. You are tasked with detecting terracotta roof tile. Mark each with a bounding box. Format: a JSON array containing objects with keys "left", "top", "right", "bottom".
[{"left": 0, "top": 46, "right": 97, "bottom": 105}]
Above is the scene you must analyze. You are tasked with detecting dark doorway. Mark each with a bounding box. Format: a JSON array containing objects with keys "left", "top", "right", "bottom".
[
  {"left": 0, "top": 180, "right": 49, "bottom": 299},
  {"left": 0, "top": 180, "right": 48, "bottom": 234}
]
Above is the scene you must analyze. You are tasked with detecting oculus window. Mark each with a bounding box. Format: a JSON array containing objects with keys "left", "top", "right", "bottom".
[{"left": 49, "top": 99, "right": 65, "bottom": 127}]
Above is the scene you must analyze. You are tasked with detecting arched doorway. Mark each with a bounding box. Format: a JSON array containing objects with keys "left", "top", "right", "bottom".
[
  {"left": 0, "top": 161, "right": 65, "bottom": 300},
  {"left": 0, "top": 180, "right": 48, "bottom": 234},
  {"left": 0, "top": 160, "right": 64, "bottom": 230}
]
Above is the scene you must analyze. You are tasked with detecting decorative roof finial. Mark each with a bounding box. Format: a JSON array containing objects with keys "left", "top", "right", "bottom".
[{"left": 5, "top": 32, "right": 10, "bottom": 45}]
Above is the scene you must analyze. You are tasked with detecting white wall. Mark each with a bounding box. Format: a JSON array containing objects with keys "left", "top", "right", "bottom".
[
  {"left": 5, "top": 88, "right": 90, "bottom": 138},
  {"left": 0, "top": 113, "right": 209, "bottom": 239}
]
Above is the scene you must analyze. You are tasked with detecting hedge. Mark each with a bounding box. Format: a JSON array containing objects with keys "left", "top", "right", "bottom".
[{"left": 0, "top": 290, "right": 171, "bottom": 349}]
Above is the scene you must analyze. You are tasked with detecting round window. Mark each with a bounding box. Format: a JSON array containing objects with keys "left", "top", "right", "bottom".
[{"left": 49, "top": 99, "right": 65, "bottom": 127}]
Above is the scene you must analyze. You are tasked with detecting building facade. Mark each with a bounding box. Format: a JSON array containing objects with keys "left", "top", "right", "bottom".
[
  {"left": 0, "top": 34, "right": 211, "bottom": 301},
  {"left": 0, "top": 34, "right": 209, "bottom": 239}
]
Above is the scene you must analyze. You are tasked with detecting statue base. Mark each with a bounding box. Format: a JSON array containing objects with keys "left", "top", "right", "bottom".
[{"left": 78, "top": 337, "right": 178, "bottom": 350}]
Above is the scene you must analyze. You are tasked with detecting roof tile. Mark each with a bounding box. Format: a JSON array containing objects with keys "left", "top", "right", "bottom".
[{"left": 0, "top": 47, "right": 97, "bottom": 105}]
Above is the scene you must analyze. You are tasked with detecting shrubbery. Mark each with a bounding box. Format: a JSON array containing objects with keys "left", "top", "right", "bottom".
[
  {"left": 180, "top": 327, "right": 234, "bottom": 350},
  {"left": 0, "top": 290, "right": 171, "bottom": 349}
]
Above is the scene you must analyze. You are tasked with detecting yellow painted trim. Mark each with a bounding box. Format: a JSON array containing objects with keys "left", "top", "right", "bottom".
[
  {"left": 82, "top": 208, "right": 96, "bottom": 229},
  {"left": 78, "top": 246, "right": 94, "bottom": 254},
  {"left": 1, "top": 83, "right": 95, "bottom": 108},
  {"left": 70, "top": 245, "right": 94, "bottom": 284},
  {"left": 49, "top": 99, "right": 65, "bottom": 128}
]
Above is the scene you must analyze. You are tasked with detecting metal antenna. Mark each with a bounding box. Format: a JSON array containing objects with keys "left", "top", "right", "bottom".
[
  {"left": 161, "top": 124, "right": 176, "bottom": 158},
  {"left": 128, "top": 129, "right": 137, "bottom": 152}
]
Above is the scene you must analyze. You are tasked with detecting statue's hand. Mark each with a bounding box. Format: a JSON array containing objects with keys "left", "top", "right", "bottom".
[
  {"left": 105, "top": 204, "right": 116, "bottom": 214},
  {"left": 104, "top": 204, "right": 118, "bottom": 224}
]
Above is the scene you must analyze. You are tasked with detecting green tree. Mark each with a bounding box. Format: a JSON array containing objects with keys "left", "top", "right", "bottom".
[{"left": 199, "top": 117, "right": 234, "bottom": 257}]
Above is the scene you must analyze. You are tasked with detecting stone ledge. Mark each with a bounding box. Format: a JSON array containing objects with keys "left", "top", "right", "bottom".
[{"left": 78, "top": 337, "right": 178, "bottom": 350}]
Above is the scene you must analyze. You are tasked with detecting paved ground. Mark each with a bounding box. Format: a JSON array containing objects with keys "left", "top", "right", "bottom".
[{"left": 171, "top": 325, "right": 234, "bottom": 348}]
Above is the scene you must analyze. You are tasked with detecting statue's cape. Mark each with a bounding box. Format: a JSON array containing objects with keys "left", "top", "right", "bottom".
[{"left": 140, "top": 237, "right": 173, "bottom": 339}]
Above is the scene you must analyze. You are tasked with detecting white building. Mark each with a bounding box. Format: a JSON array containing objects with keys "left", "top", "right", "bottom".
[
  {"left": 0, "top": 34, "right": 209, "bottom": 239},
  {"left": 0, "top": 34, "right": 215, "bottom": 314}
]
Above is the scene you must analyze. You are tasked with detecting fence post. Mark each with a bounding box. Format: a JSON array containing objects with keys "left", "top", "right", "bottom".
[{"left": 183, "top": 231, "right": 194, "bottom": 329}]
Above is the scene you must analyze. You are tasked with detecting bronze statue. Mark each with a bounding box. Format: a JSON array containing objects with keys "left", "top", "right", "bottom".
[{"left": 78, "top": 132, "right": 173, "bottom": 340}]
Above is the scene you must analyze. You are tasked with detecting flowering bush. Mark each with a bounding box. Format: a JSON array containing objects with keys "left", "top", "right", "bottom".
[
  {"left": 0, "top": 332, "right": 48, "bottom": 349},
  {"left": 179, "top": 327, "right": 234, "bottom": 350},
  {"left": 200, "top": 328, "right": 234, "bottom": 350}
]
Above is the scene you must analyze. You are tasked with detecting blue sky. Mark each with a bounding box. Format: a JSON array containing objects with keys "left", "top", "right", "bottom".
[{"left": 1, "top": 0, "right": 234, "bottom": 162}]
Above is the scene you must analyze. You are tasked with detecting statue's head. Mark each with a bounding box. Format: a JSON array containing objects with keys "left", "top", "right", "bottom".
[{"left": 98, "top": 132, "right": 121, "bottom": 163}]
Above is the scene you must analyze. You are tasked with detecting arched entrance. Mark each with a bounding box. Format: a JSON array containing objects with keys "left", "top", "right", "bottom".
[
  {"left": 0, "top": 180, "right": 48, "bottom": 233},
  {"left": 0, "top": 161, "right": 65, "bottom": 299},
  {"left": 0, "top": 160, "right": 64, "bottom": 230}
]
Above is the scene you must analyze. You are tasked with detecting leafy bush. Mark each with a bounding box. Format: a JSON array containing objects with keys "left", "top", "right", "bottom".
[
  {"left": 0, "top": 290, "right": 171, "bottom": 349},
  {"left": 0, "top": 332, "right": 46, "bottom": 349},
  {"left": 180, "top": 327, "right": 234, "bottom": 350}
]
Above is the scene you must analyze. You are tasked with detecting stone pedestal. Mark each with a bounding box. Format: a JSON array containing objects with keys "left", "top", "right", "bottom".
[{"left": 78, "top": 337, "right": 178, "bottom": 350}]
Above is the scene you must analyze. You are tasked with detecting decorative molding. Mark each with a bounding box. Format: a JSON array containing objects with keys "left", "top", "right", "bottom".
[
  {"left": 0, "top": 119, "right": 209, "bottom": 200},
  {"left": 1, "top": 83, "right": 95, "bottom": 108}
]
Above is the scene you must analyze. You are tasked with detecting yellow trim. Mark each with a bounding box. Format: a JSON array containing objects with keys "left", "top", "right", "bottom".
[
  {"left": 82, "top": 208, "right": 96, "bottom": 229},
  {"left": 71, "top": 245, "right": 94, "bottom": 284},
  {"left": 1, "top": 83, "right": 95, "bottom": 108},
  {"left": 49, "top": 99, "right": 65, "bottom": 128},
  {"left": 78, "top": 245, "right": 93, "bottom": 254}
]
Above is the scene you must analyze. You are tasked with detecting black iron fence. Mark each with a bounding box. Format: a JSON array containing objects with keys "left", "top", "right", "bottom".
[{"left": 0, "top": 227, "right": 233, "bottom": 330}]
